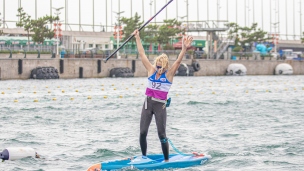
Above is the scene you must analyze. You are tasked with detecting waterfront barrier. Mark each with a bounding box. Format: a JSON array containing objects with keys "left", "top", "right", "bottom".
[{"left": 0, "top": 58, "right": 304, "bottom": 80}]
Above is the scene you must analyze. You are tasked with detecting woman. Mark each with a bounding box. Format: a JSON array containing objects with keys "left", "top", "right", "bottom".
[{"left": 133, "top": 29, "right": 193, "bottom": 161}]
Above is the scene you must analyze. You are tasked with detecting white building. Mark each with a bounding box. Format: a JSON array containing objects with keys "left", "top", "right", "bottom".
[
  {"left": 62, "top": 30, "right": 113, "bottom": 51},
  {"left": 1, "top": 28, "right": 114, "bottom": 51}
]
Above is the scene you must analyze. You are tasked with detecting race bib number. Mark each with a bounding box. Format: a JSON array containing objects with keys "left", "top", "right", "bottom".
[{"left": 152, "top": 82, "right": 161, "bottom": 89}]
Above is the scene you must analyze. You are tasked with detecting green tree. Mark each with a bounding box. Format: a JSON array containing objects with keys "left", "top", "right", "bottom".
[
  {"left": 120, "top": 14, "right": 183, "bottom": 50},
  {"left": 30, "top": 15, "right": 59, "bottom": 43},
  {"left": 301, "top": 32, "right": 304, "bottom": 43},
  {"left": 226, "top": 22, "right": 270, "bottom": 51},
  {"left": 120, "top": 12, "right": 144, "bottom": 46},
  {"left": 120, "top": 13, "right": 161, "bottom": 51},
  {"left": 144, "top": 24, "right": 159, "bottom": 46},
  {"left": 16, "top": 8, "right": 59, "bottom": 46},
  {"left": 16, "top": 7, "right": 32, "bottom": 48},
  {"left": 156, "top": 19, "right": 182, "bottom": 49}
]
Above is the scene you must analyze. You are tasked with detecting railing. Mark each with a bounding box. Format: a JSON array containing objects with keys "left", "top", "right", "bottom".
[
  {"left": 0, "top": 45, "right": 55, "bottom": 53},
  {"left": 214, "top": 37, "right": 235, "bottom": 59},
  {"left": 61, "top": 49, "right": 194, "bottom": 60},
  {"left": 1, "top": 47, "right": 302, "bottom": 61},
  {"left": 228, "top": 52, "right": 290, "bottom": 61}
]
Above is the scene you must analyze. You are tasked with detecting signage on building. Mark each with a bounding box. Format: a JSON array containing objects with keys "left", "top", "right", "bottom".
[{"left": 193, "top": 40, "right": 205, "bottom": 47}]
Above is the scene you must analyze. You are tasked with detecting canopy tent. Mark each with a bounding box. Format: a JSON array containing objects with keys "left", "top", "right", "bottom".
[
  {"left": 0, "top": 37, "right": 12, "bottom": 45},
  {"left": 11, "top": 37, "right": 28, "bottom": 46},
  {"left": 44, "top": 38, "right": 57, "bottom": 46}
]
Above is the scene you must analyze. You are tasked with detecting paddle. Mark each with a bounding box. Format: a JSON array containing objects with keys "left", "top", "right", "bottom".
[{"left": 104, "top": 0, "right": 174, "bottom": 63}]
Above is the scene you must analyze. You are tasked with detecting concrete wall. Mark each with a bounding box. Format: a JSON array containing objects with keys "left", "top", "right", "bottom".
[
  {"left": 0, "top": 58, "right": 303, "bottom": 80},
  {"left": 193, "top": 59, "right": 304, "bottom": 76}
]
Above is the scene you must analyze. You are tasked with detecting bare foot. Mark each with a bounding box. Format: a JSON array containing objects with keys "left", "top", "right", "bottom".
[{"left": 164, "top": 160, "right": 169, "bottom": 162}]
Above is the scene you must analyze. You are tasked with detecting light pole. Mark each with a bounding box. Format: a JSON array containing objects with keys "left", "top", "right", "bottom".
[
  {"left": 247, "top": 5, "right": 251, "bottom": 26},
  {"left": 53, "top": 7, "right": 64, "bottom": 57},
  {"left": 184, "top": 0, "right": 189, "bottom": 25},
  {"left": 154, "top": 0, "right": 156, "bottom": 24},
  {"left": 130, "top": 0, "right": 132, "bottom": 17},
  {"left": 142, "top": 0, "right": 144, "bottom": 22},
  {"left": 93, "top": 0, "right": 95, "bottom": 32},
  {"left": 2, "top": 0, "right": 5, "bottom": 29},
  {"left": 271, "top": 22, "right": 279, "bottom": 54},
  {"left": 235, "top": 0, "right": 237, "bottom": 23},
  {"left": 166, "top": 0, "right": 168, "bottom": 20},
  {"left": 217, "top": 0, "right": 221, "bottom": 26},
  {"left": 293, "top": 0, "right": 295, "bottom": 39},
  {"left": 207, "top": 0, "right": 209, "bottom": 21},
  {"left": 226, "top": 0, "right": 228, "bottom": 21},
  {"left": 0, "top": 12, "right": 2, "bottom": 28},
  {"left": 65, "top": 0, "right": 68, "bottom": 31},
  {"left": 179, "top": 15, "right": 187, "bottom": 32},
  {"left": 176, "top": 0, "right": 178, "bottom": 21},
  {"left": 253, "top": 0, "right": 255, "bottom": 23},
  {"left": 0, "top": 12, "right": 3, "bottom": 35},
  {"left": 149, "top": 0, "right": 153, "bottom": 17},
  {"left": 217, "top": 0, "right": 219, "bottom": 23},
  {"left": 113, "top": 11, "right": 124, "bottom": 58},
  {"left": 262, "top": 0, "right": 264, "bottom": 30},
  {"left": 299, "top": 0, "right": 302, "bottom": 38},
  {"left": 197, "top": 0, "right": 199, "bottom": 21},
  {"left": 285, "top": 0, "right": 288, "bottom": 39},
  {"left": 244, "top": 0, "right": 247, "bottom": 26}
]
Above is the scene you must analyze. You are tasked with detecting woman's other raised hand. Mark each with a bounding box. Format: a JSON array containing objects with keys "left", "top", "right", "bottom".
[{"left": 182, "top": 35, "right": 193, "bottom": 50}]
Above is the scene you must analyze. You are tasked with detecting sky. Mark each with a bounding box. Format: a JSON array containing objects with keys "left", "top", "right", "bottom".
[{"left": 0, "top": 0, "right": 303, "bottom": 40}]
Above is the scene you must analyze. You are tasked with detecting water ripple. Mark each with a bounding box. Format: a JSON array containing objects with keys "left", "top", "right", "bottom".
[{"left": 1, "top": 76, "right": 304, "bottom": 170}]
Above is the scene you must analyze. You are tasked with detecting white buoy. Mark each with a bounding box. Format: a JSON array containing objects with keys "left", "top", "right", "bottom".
[
  {"left": 275, "top": 63, "right": 293, "bottom": 75},
  {"left": 226, "top": 64, "right": 247, "bottom": 76},
  {"left": 0, "top": 147, "right": 38, "bottom": 161}
]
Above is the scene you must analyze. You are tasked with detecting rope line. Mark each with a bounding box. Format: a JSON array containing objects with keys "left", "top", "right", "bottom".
[{"left": 167, "top": 138, "right": 192, "bottom": 156}]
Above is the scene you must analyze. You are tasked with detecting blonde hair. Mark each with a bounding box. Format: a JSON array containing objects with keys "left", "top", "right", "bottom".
[{"left": 153, "top": 53, "right": 169, "bottom": 72}]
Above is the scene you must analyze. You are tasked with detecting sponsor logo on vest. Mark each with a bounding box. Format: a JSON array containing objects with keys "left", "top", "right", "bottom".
[{"left": 160, "top": 78, "right": 166, "bottom": 82}]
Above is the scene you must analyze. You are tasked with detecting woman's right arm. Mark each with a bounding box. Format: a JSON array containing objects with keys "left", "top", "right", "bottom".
[{"left": 134, "top": 29, "right": 154, "bottom": 73}]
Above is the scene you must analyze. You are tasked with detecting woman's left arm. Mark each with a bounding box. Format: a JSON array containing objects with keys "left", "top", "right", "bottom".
[{"left": 167, "top": 35, "right": 193, "bottom": 80}]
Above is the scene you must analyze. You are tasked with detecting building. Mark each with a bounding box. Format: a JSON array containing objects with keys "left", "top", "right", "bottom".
[{"left": 1, "top": 28, "right": 304, "bottom": 54}]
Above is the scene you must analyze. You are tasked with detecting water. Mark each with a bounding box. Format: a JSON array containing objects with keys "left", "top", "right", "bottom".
[{"left": 0, "top": 76, "right": 304, "bottom": 171}]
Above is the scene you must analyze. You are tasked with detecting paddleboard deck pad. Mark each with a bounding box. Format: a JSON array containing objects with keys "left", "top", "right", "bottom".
[{"left": 87, "top": 153, "right": 211, "bottom": 171}]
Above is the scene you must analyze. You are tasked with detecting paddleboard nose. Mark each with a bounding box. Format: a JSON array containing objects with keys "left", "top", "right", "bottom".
[{"left": 87, "top": 163, "right": 101, "bottom": 171}]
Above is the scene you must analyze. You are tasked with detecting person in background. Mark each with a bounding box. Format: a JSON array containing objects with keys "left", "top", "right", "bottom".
[{"left": 60, "top": 49, "right": 66, "bottom": 58}]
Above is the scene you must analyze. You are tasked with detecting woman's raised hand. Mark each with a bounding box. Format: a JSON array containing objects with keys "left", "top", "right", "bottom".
[
  {"left": 182, "top": 35, "right": 193, "bottom": 50},
  {"left": 133, "top": 29, "right": 140, "bottom": 39}
]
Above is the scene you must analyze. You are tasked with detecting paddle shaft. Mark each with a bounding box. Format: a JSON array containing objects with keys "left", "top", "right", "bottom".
[{"left": 104, "top": 0, "right": 174, "bottom": 63}]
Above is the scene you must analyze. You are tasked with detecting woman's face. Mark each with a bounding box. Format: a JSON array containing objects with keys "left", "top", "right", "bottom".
[{"left": 156, "top": 61, "right": 166, "bottom": 74}]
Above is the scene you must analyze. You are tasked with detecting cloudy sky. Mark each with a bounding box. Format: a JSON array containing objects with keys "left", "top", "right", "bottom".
[{"left": 0, "top": 0, "right": 303, "bottom": 40}]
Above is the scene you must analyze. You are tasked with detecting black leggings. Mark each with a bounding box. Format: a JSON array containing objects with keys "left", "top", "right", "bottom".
[{"left": 139, "top": 97, "right": 169, "bottom": 160}]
